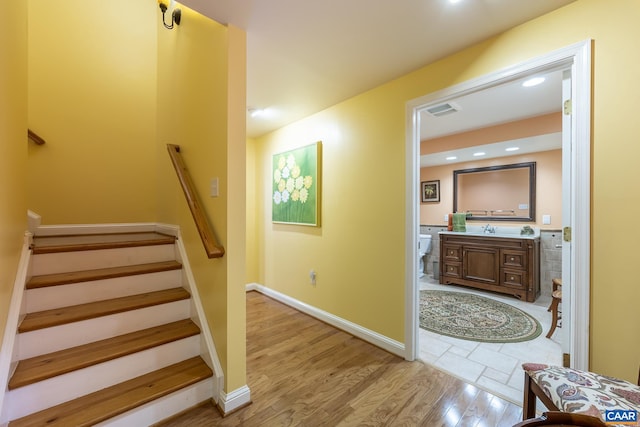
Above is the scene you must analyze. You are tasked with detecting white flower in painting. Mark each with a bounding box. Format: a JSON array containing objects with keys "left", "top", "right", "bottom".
[
  {"left": 277, "top": 155, "right": 286, "bottom": 170},
  {"left": 286, "top": 178, "right": 295, "bottom": 193},
  {"left": 274, "top": 168, "right": 281, "bottom": 183},
  {"left": 278, "top": 179, "right": 286, "bottom": 193},
  {"left": 282, "top": 166, "right": 290, "bottom": 179},
  {"left": 300, "top": 188, "right": 308, "bottom": 203},
  {"left": 282, "top": 190, "right": 290, "bottom": 203},
  {"left": 286, "top": 154, "right": 296, "bottom": 170},
  {"left": 273, "top": 191, "right": 282, "bottom": 205},
  {"left": 291, "top": 189, "right": 300, "bottom": 201},
  {"left": 303, "top": 175, "right": 313, "bottom": 189},
  {"left": 295, "top": 176, "right": 304, "bottom": 190},
  {"left": 291, "top": 165, "right": 301, "bottom": 179}
]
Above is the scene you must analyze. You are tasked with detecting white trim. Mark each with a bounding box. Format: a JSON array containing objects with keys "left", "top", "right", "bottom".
[
  {"left": 405, "top": 101, "right": 420, "bottom": 361},
  {"left": 0, "top": 233, "right": 32, "bottom": 425},
  {"left": 218, "top": 385, "right": 251, "bottom": 415},
  {"left": 246, "top": 283, "right": 406, "bottom": 357},
  {"left": 34, "top": 222, "right": 159, "bottom": 236},
  {"left": 173, "top": 231, "right": 225, "bottom": 402},
  {"left": 405, "top": 40, "right": 592, "bottom": 369},
  {"left": 569, "top": 40, "right": 592, "bottom": 371},
  {"left": 27, "top": 210, "right": 41, "bottom": 234}
]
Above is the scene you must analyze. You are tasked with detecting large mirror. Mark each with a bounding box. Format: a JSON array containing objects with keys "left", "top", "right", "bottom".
[{"left": 453, "top": 162, "right": 536, "bottom": 222}]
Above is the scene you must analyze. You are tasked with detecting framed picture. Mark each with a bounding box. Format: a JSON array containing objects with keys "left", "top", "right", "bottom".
[
  {"left": 272, "top": 141, "right": 322, "bottom": 226},
  {"left": 421, "top": 180, "right": 440, "bottom": 203}
]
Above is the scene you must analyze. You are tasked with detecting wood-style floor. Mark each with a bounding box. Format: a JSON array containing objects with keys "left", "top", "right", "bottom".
[{"left": 159, "top": 291, "right": 524, "bottom": 426}]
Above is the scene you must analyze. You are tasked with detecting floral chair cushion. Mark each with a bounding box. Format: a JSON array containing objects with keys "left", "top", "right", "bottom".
[{"left": 523, "top": 363, "right": 640, "bottom": 427}]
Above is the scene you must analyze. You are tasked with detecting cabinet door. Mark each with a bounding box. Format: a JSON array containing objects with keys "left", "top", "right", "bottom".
[
  {"left": 442, "top": 244, "right": 461, "bottom": 261},
  {"left": 463, "top": 246, "right": 499, "bottom": 284},
  {"left": 501, "top": 249, "right": 527, "bottom": 269},
  {"left": 443, "top": 262, "right": 462, "bottom": 278},
  {"left": 501, "top": 268, "right": 525, "bottom": 290}
]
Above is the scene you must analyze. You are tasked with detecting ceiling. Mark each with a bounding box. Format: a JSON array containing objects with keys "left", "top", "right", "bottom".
[
  {"left": 420, "top": 68, "right": 564, "bottom": 166},
  {"left": 180, "top": 0, "right": 576, "bottom": 138}
]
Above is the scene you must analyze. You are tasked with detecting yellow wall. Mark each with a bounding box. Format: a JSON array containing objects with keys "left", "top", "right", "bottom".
[
  {"left": 0, "top": 1, "right": 28, "bottom": 346},
  {"left": 156, "top": 9, "right": 247, "bottom": 392},
  {"left": 27, "top": 0, "right": 158, "bottom": 224},
  {"left": 420, "top": 150, "right": 562, "bottom": 228},
  {"left": 252, "top": 0, "right": 640, "bottom": 382}
]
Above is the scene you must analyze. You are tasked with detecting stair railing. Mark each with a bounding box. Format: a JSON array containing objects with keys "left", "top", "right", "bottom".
[
  {"left": 166, "top": 144, "right": 225, "bottom": 258},
  {"left": 28, "top": 129, "right": 46, "bottom": 145}
]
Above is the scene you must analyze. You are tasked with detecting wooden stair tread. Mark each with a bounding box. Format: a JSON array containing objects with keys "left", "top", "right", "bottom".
[
  {"left": 26, "top": 260, "right": 183, "bottom": 289},
  {"left": 9, "top": 319, "right": 200, "bottom": 390},
  {"left": 8, "top": 357, "right": 213, "bottom": 427},
  {"left": 31, "top": 232, "right": 176, "bottom": 254},
  {"left": 18, "top": 288, "right": 191, "bottom": 333}
]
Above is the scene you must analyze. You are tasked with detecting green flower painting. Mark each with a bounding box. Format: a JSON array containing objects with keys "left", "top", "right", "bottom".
[{"left": 272, "top": 142, "right": 321, "bottom": 226}]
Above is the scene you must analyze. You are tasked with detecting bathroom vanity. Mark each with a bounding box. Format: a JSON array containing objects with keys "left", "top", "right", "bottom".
[{"left": 439, "top": 231, "right": 540, "bottom": 302}]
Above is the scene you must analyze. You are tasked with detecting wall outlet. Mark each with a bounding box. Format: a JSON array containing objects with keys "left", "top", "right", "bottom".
[
  {"left": 309, "top": 270, "right": 316, "bottom": 285},
  {"left": 444, "top": 214, "right": 449, "bottom": 222},
  {"left": 542, "top": 214, "right": 551, "bottom": 225}
]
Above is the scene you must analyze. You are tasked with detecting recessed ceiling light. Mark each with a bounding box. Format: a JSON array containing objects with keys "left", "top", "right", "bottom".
[
  {"left": 446, "top": 156, "right": 457, "bottom": 161},
  {"left": 473, "top": 152, "right": 486, "bottom": 157},
  {"left": 522, "top": 77, "right": 545, "bottom": 87},
  {"left": 505, "top": 147, "right": 520, "bottom": 152},
  {"left": 448, "top": 0, "right": 463, "bottom": 3}
]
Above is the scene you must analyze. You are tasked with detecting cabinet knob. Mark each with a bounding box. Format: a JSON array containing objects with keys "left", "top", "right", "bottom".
[
  {"left": 450, "top": 267, "right": 454, "bottom": 271},
  {"left": 510, "top": 257, "right": 515, "bottom": 261},
  {"left": 510, "top": 276, "right": 515, "bottom": 280}
]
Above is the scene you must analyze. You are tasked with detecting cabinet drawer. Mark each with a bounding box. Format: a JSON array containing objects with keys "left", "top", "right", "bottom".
[
  {"left": 501, "top": 268, "right": 525, "bottom": 289},
  {"left": 443, "top": 262, "right": 461, "bottom": 278},
  {"left": 501, "top": 250, "right": 526, "bottom": 269},
  {"left": 443, "top": 245, "right": 461, "bottom": 261}
]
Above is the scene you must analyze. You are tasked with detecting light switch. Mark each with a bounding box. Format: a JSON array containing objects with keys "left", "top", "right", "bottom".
[
  {"left": 210, "top": 177, "right": 219, "bottom": 197},
  {"left": 542, "top": 214, "right": 551, "bottom": 225}
]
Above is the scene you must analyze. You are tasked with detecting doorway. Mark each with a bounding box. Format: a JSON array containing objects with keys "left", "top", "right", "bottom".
[{"left": 404, "top": 41, "right": 592, "bottom": 381}]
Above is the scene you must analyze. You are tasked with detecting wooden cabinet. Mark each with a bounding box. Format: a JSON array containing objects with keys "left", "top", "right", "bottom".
[{"left": 439, "top": 233, "right": 540, "bottom": 302}]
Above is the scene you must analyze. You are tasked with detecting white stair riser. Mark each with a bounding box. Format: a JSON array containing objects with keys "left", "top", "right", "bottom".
[
  {"left": 25, "top": 270, "right": 182, "bottom": 312},
  {"left": 31, "top": 245, "right": 176, "bottom": 276},
  {"left": 6, "top": 336, "right": 201, "bottom": 421},
  {"left": 18, "top": 300, "right": 191, "bottom": 359},
  {"left": 96, "top": 379, "right": 214, "bottom": 427}
]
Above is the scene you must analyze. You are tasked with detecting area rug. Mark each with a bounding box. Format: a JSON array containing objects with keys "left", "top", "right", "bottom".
[{"left": 419, "top": 290, "right": 542, "bottom": 343}]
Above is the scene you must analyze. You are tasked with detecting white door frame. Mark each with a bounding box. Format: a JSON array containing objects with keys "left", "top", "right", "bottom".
[{"left": 404, "top": 40, "right": 592, "bottom": 371}]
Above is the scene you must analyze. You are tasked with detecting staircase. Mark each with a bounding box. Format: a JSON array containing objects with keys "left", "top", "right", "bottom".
[{"left": 2, "top": 229, "right": 219, "bottom": 426}]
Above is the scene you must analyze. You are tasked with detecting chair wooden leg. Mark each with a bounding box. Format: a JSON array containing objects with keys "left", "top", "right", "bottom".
[
  {"left": 523, "top": 372, "right": 537, "bottom": 420},
  {"left": 522, "top": 371, "right": 561, "bottom": 420},
  {"left": 546, "top": 297, "right": 560, "bottom": 338}
]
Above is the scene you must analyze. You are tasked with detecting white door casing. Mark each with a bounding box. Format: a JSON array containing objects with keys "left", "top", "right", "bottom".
[{"left": 405, "top": 40, "right": 591, "bottom": 371}]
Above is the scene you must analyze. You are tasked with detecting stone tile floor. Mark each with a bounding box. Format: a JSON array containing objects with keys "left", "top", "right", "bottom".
[{"left": 418, "top": 275, "right": 563, "bottom": 406}]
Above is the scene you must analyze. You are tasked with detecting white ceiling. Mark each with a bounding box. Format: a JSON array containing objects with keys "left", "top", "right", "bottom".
[
  {"left": 420, "top": 68, "right": 564, "bottom": 166},
  {"left": 179, "top": 0, "right": 576, "bottom": 138}
]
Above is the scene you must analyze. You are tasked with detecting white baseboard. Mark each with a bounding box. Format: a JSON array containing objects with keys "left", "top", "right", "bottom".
[
  {"left": 217, "top": 385, "right": 251, "bottom": 415},
  {"left": 246, "top": 283, "right": 406, "bottom": 358}
]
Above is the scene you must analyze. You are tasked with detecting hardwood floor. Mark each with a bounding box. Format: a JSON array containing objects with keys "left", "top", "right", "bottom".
[{"left": 159, "top": 291, "right": 523, "bottom": 426}]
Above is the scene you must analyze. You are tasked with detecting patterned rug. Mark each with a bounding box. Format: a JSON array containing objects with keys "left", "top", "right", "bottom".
[{"left": 419, "top": 290, "right": 542, "bottom": 343}]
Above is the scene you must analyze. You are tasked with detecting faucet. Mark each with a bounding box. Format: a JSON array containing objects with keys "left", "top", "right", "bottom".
[{"left": 483, "top": 224, "right": 496, "bottom": 234}]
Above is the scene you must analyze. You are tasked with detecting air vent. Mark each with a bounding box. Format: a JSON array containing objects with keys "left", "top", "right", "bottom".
[{"left": 425, "top": 102, "right": 461, "bottom": 117}]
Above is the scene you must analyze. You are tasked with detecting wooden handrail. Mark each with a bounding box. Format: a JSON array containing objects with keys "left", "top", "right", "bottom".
[
  {"left": 28, "top": 129, "right": 46, "bottom": 145},
  {"left": 167, "top": 144, "right": 225, "bottom": 258}
]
